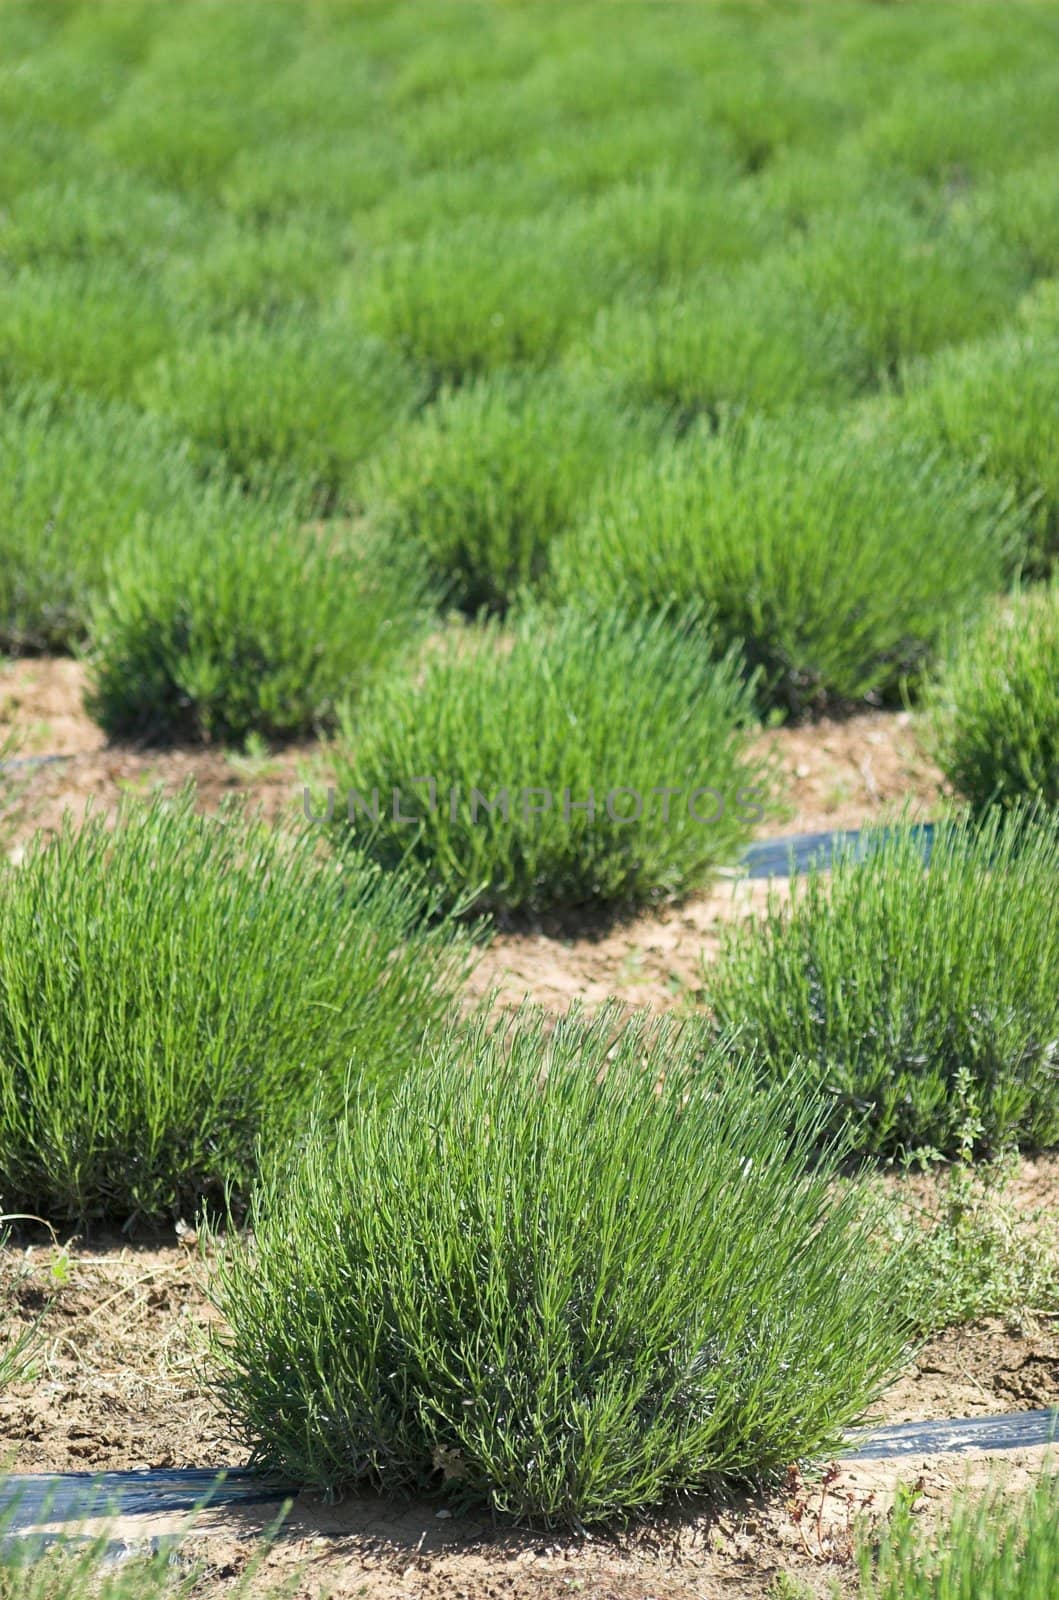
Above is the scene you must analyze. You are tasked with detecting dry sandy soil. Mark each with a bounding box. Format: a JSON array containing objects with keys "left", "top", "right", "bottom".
[{"left": 1, "top": 658, "right": 1056, "bottom": 1597}]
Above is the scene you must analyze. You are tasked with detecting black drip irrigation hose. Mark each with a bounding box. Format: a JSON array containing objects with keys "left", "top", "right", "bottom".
[
  {"left": 843, "top": 1406, "right": 1058, "bottom": 1462},
  {"left": 1, "top": 1409, "right": 1055, "bottom": 1547},
  {"left": 0, "top": 1468, "right": 291, "bottom": 1531},
  {"left": 740, "top": 822, "right": 935, "bottom": 879},
  {"left": 0, "top": 753, "right": 72, "bottom": 775}
]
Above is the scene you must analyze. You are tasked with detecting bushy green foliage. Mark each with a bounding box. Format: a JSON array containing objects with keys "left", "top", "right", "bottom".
[
  {"left": 927, "top": 588, "right": 1059, "bottom": 812},
  {"left": 136, "top": 315, "right": 425, "bottom": 497},
  {"left": 356, "top": 159, "right": 555, "bottom": 245},
  {"left": 0, "top": 1, "right": 69, "bottom": 64},
  {"left": 220, "top": 129, "right": 409, "bottom": 223},
  {"left": 0, "top": 791, "right": 469, "bottom": 1225},
  {"left": 862, "top": 65, "right": 1059, "bottom": 184},
  {"left": 0, "top": 385, "right": 211, "bottom": 652},
  {"left": 91, "top": 4, "right": 299, "bottom": 194},
  {"left": 87, "top": 491, "right": 430, "bottom": 743},
  {"left": 757, "top": 142, "right": 927, "bottom": 231},
  {"left": 792, "top": 202, "right": 1026, "bottom": 374},
  {"left": 555, "top": 413, "right": 1014, "bottom": 714},
  {"left": 359, "top": 212, "right": 631, "bottom": 381},
  {"left": 900, "top": 330, "right": 1059, "bottom": 574},
  {"left": 519, "top": 103, "right": 739, "bottom": 198},
  {"left": 0, "top": 170, "right": 203, "bottom": 269},
  {"left": 859, "top": 1472, "right": 1059, "bottom": 1600},
  {"left": 576, "top": 265, "right": 872, "bottom": 417},
  {"left": 401, "top": 79, "right": 558, "bottom": 171},
  {"left": 210, "top": 1005, "right": 910, "bottom": 1525},
  {"left": 361, "top": 375, "right": 659, "bottom": 614},
  {"left": 0, "top": 2, "right": 158, "bottom": 136},
  {"left": 332, "top": 605, "right": 768, "bottom": 916},
  {"left": 973, "top": 153, "right": 1059, "bottom": 279},
  {"left": 575, "top": 175, "right": 783, "bottom": 284},
  {"left": 159, "top": 213, "right": 350, "bottom": 322},
  {"left": 0, "top": 262, "right": 172, "bottom": 399},
  {"left": 708, "top": 811, "right": 1059, "bottom": 1159},
  {"left": 0, "top": 122, "right": 94, "bottom": 207}
]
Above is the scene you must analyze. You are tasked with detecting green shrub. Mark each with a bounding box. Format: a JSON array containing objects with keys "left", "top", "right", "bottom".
[
  {"left": 332, "top": 605, "right": 769, "bottom": 916},
  {"left": 859, "top": 1472, "right": 1059, "bottom": 1600},
  {"left": 973, "top": 153, "right": 1059, "bottom": 279},
  {"left": 0, "top": 385, "right": 212, "bottom": 652},
  {"left": 0, "top": 122, "right": 94, "bottom": 208},
  {"left": 708, "top": 811, "right": 1059, "bottom": 1159},
  {"left": 356, "top": 159, "right": 556, "bottom": 245},
  {"left": 359, "top": 211, "right": 631, "bottom": 381},
  {"left": 159, "top": 213, "right": 350, "bottom": 323},
  {"left": 136, "top": 314, "right": 425, "bottom": 496},
  {"left": 1018, "top": 277, "right": 1059, "bottom": 337},
  {"left": 519, "top": 103, "right": 740, "bottom": 197},
  {"left": 0, "top": 171, "right": 204, "bottom": 269},
  {"left": 87, "top": 491, "right": 430, "bottom": 744},
  {"left": 862, "top": 66, "right": 1059, "bottom": 184},
  {"left": 927, "top": 588, "right": 1059, "bottom": 812},
  {"left": 91, "top": 5, "right": 298, "bottom": 194},
  {"left": 0, "top": 0, "right": 68, "bottom": 64},
  {"left": 900, "top": 330, "right": 1059, "bottom": 575},
  {"left": 401, "top": 79, "right": 557, "bottom": 170},
  {"left": 513, "top": 36, "right": 693, "bottom": 127},
  {"left": 554, "top": 412, "right": 1015, "bottom": 715},
  {"left": 220, "top": 129, "right": 411, "bottom": 223},
  {"left": 0, "top": 2, "right": 158, "bottom": 135},
  {"left": 575, "top": 265, "right": 872, "bottom": 417},
  {"left": 792, "top": 202, "right": 1026, "bottom": 374},
  {"left": 0, "top": 790, "right": 470, "bottom": 1225},
  {"left": 0, "top": 261, "right": 173, "bottom": 400},
  {"left": 757, "top": 142, "right": 927, "bottom": 230},
  {"left": 386, "top": 11, "right": 535, "bottom": 108},
  {"left": 574, "top": 175, "right": 783, "bottom": 284},
  {"left": 210, "top": 1005, "right": 910, "bottom": 1525},
  {"left": 360, "top": 375, "right": 659, "bottom": 614},
  {"left": 696, "top": 58, "right": 858, "bottom": 173}
]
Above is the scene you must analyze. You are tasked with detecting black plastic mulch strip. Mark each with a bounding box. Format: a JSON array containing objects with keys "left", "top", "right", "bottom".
[
  {"left": 0, "top": 754, "right": 72, "bottom": 774},
  {"left": 2, "top": 1410, "right": 1056, "bottom": 1541},
  {"left": 843, "top": 1407, "right": 1058, "bottom": 1461},
  {"left": 0, "top": 1468, "right": 294, "bottom": 1536},
  {"left": 740, "top": 823, "right": 935, "bottom": 880}
]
